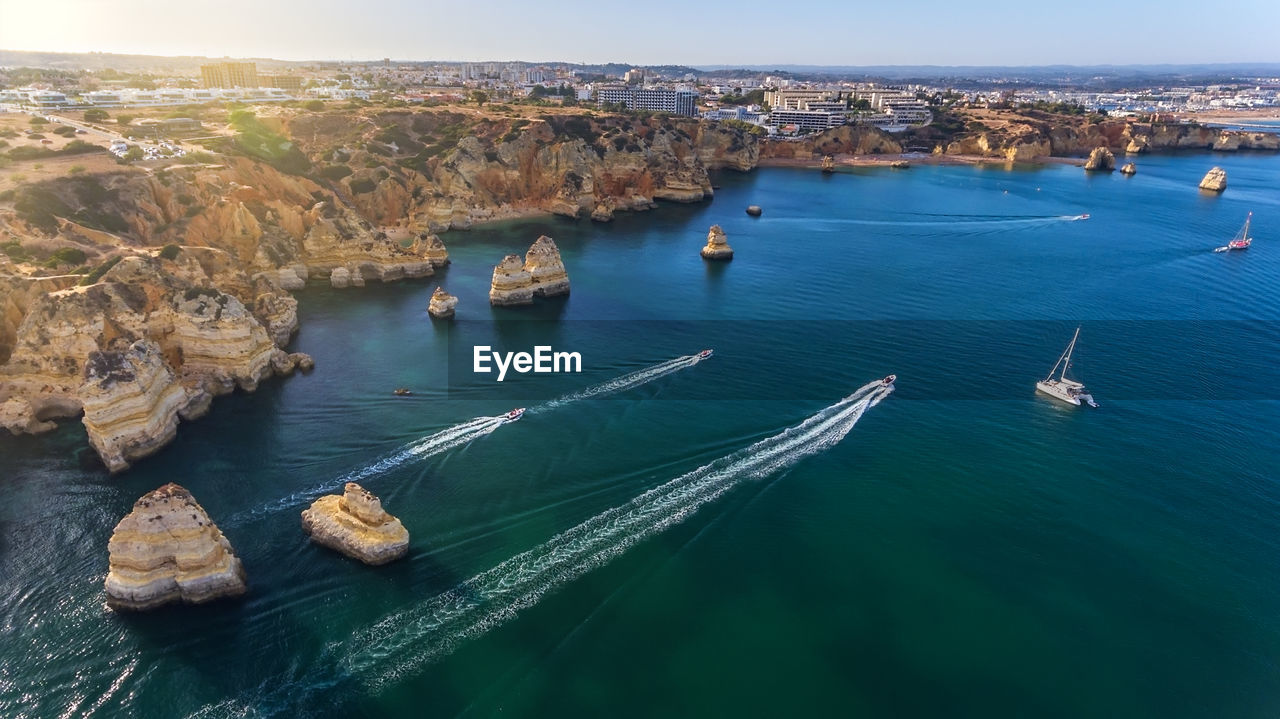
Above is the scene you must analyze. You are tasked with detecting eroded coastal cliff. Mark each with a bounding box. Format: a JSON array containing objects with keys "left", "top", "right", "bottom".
[{"left": 1, "top": 104, "right": 1275, "bottom": 469}]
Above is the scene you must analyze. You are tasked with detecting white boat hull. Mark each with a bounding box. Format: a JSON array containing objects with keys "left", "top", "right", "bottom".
[{"left": 1036, "top": 380, "right": 1081, "bottom": 406}]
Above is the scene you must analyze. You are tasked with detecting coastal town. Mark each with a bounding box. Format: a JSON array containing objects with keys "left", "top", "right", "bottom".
[{"left": 3, "top": 56, "right": 1280, "bottom": 142}]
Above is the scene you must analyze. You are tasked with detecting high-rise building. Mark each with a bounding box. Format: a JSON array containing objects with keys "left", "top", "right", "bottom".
[
  {"left": 201, "top": 62, "right": 259, "bottom": 89},
  {"left": 261, "top": 75, "right": 303, "bottom": 91},
  {"left": 597, "top": 86, "right": 698, "bottom": 117}
]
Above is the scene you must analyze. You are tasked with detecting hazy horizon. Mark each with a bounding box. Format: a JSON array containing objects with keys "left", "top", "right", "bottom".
[{"left": 1, "top": 0, "right": 1278, "bottom": 68}]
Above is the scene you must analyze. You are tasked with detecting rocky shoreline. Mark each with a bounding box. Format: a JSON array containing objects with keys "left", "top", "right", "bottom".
[{"left": 1, "top": 105, "right": 1277, "bottom": 471}]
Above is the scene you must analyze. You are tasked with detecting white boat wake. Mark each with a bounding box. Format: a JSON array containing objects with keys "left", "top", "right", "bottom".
[
  {"left": 343, "top": 379, "right": 891, "bottom": 688},
  {"left": 223, "top": 415, "right": 511, "bottom": 525},
  {"left": 188, "top": 379, "right": 891, "bottom": 717},
  {"left": 224, "top": 354, "right": 709, "bottom": 526},
  {"left": 532, "top": 352, "right": 710, "bottom": 412}
]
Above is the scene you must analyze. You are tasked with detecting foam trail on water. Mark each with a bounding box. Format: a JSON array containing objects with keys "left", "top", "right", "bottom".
[
  {"left": 188, "top": 380, "right": 891, "bottom": 718},
  {"left": 225, "top": 354, "right": 706, "bottom": 526},
  {"left": 224, "top": 415, "right": 508, "bottom": 525},
  {"left": 343, "top": 380, "right": 890, "bottom": 688},
  {"left": 532, "top": 353, "right": 708, "bottom": 413}
]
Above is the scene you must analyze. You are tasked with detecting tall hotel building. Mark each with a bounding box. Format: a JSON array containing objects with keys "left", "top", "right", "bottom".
[{"left": 596, "top": 86, "right": 698, "bottom": 117}]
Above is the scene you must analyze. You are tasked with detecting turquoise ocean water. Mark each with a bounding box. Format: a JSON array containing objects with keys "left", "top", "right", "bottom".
[{"left": 2, "top": 152, "right": 1280, "bottom": 717}]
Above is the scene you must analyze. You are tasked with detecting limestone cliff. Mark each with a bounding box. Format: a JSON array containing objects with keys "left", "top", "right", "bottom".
[
  {"left": 300, "top": 482, "right": 409, "bottom": 565},
  {"left": 104, "top": 483, "right": 247, "bottom": 610},
  {"left": 759, "top": 125, "right": 902, "bottom": 160},
  {"left": 286, "top": 110, "right": 759, "bottom": 228},
  {"left": 700, "top": 225, "right": 734, "bottom": 260},
  {"left": 0, "top": 254, "right": 302, "bottom": 470},
  {"left": 896, "top": 109, "right": 1280, "bottom": 161},
  {"left": 80, "top": 340, "right": 200, "bottom": 473}
]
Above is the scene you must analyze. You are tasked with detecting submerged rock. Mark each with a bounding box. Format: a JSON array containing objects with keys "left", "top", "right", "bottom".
[
  {"left": 301, "top": 482, "right": 409, "bottom": 565},
  {"left": 1120, "top": 162, "right": 1137, "bottom": 175},
  {"left": 428, "top": 286, "right": 458, "bottom": 319},
  {"left": 104, "top": 483, "right": 247, "bottom": 610},
  {"left": 1199, "top": 166, "right": 1227, "bottom": 192},
  {"left": 700, "top": 224, "right": 734, "bottom": 261},
  {"left": 1083, "top": 147, "right": 1115, "bottom": 172}
]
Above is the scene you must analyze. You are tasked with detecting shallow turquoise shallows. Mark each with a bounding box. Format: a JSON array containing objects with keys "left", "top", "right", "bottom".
[{"left": 3, "top": 152, "right": 1280, "bottom": 718}]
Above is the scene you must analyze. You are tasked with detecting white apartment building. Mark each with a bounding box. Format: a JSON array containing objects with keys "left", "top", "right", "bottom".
[{"left": 597, "top": 86, "right": 699, "bottom": 116}]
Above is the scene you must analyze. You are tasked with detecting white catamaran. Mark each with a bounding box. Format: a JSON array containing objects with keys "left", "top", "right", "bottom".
[
  {"left": 1035, "top": 327, "right": 1098, "bottom": 407},
  {"left": 1214, "top": 212, "right": 1254, "bottom": 252}
]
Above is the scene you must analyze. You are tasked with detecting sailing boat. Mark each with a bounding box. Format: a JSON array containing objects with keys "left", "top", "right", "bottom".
[
  {"left": 1035, "top": 327, "right": 1098, "bottom": 407},
  {"left": 1214, "top": 212, "right": 1254, "bottom": 252}
]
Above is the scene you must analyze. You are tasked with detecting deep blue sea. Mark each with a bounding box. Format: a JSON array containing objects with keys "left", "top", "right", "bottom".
[{"left": 2, "top": 151, "right": 1280, "bottom": 718}]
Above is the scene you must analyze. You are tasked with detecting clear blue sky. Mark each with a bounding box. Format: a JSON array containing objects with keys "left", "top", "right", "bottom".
[{"left": 2, "top": 0, "right": 1278, "bottom": 66}]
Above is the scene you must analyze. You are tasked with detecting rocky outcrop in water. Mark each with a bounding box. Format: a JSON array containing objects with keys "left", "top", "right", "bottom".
[
  {"left": 428, "top": 287, "right": 458, "bottom": 319},
  {"left": 489, "top": 236, "right": 570, "bottom": 306},
  {"left": 489, "top": 255, "right": 534, "bottom": 306},
  {"left": 300, "top": 482, "right": 409, "bottom": 565},
  {"left": 104, "top": 483, "right": 247, "bottom": 610},
  {"left": 523, "top": 236, "right": 570, "bottom": 297},
  {"left": 1120, "top": 162, "right": 1137, "bottom": 175},
  {"left": 1084, "top": 147, "right": 1115, "bottom": 171},
  {"left": 0, "top": 254, "right": 302, "bottom": 471},
  {"left": 700, "top": 225, "right": 734, "bottom": 260},
  {"left": 80, "top": 340, "right": 203, "bottom": 473},
  {"left": 1199, "top": 167, "right": 1228, "bottom": 192}
]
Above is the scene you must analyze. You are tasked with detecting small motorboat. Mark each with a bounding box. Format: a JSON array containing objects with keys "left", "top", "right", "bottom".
[
  {"left": 1079, "top": 213, "right": 1090, "bottom": 220},
  {"left": 1214, "top": 212, "right": 1253, "bottom": 252},
  {"left": 393, "top": 388, "right": 412, "bottom": 396},
  {"left": 697, "top": 349, "right": 713, "bottom": 360},
  {"left": 881, "top": 374, "right": 896, "bottom": 386},
  {"left": 504, "top": 408, "right": 525, "bottom": 422}
]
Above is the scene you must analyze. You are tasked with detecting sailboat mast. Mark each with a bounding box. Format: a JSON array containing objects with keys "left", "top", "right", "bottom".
[{"left": 1060, "top": 326, "right": 1080, "bottom": 380}]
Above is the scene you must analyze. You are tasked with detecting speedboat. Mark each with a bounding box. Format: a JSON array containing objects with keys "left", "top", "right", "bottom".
[
  {"left": 504, "top": 408, "right": 525, "bottom": 422},
  {"left": 697, "top": 349, "right": 713, "bottom": 360},
  {"left": 881, "top": 374, "right": 896, "bottom": 386},
  {"left": 1035, "top": 327, "right": 1098, "bottom": 407},
  {"left": 393, "top": 388, "right": 412, "bottom": 396},
  {"left": 1079, "top": 214, "right": 1090, "bottom": 220}
]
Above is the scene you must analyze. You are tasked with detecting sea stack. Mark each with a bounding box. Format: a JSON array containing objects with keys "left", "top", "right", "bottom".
[
  {"left": 745, "top": 205, "right": 763, "bottom": 217},
  {"left": 428, "top": 287, "right": 458, "bottom": 319},
  {"left": 700, "top": 224, "right": 734, "bottom": 261},
  {"left": 1199, "top": 167, "right": 1227, "bottom": 192},
  {"left": 104, "top": 483, "right": 247, "bottom": 611},
  {"left": 524, "top": 236, "right": 571, "bottom": 297},
  {"left": 1083, "top": 147, "right": 1115, "bottom": 172},
  {"left": 1120, "top": 163, "right": 1137, "bottom": 175},
  {"left": 489, "top": 254, "right": 534, "bottom": 306},
  {"left": 301, "top": 482, "right": 409, "bottom": 565},
  {"left": 489, "top": 236, "right": 571, "bottom": 306}
]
